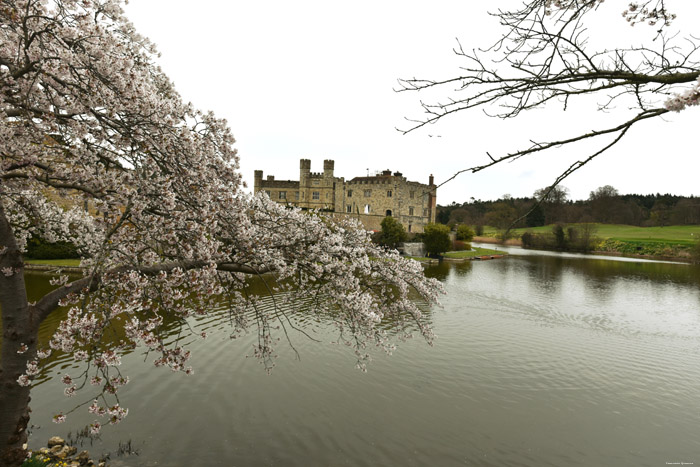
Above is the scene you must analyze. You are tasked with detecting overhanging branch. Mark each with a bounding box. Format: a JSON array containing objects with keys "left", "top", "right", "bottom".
[
  {"left": 33, "top": 260, "right": 273, "bottom": 323},
  {"left": 433, "top": 107, "right": 668, "bottom": 192}
]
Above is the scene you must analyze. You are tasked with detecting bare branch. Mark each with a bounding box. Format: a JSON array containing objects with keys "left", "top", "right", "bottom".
[{"left": 399, "top": 1, "right": 698, "bottom": 190}]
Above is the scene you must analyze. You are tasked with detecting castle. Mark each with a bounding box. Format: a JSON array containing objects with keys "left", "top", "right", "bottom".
[{"left": 254, "top": 159, "right": 436, "bottom": 233}]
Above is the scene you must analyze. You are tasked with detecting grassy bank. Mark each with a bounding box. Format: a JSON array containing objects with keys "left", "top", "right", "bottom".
[
  {"left": 507, "top": 224, "right": 700, "bottom": 245},
  {"left": 25, "top": 258, "right": 82, "bottom": 267},
  {"left": 405, "top": 247, "right": 506, "bottom": 264},
  {"left": 479, "top": 223, "right": 700, "bottom": 261},
  {"left": 443, "top": 247, "right": 504, "bottom": 259}
]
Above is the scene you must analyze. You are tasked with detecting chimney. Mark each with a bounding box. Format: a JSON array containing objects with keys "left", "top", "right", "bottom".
[{"left": 429, "top": 174, "right": 434, "bottom": 186}]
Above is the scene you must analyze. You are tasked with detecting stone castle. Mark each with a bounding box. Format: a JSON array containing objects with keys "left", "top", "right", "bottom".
[{"left": 254, "top": 159, "right": 436, "bottom": 233}]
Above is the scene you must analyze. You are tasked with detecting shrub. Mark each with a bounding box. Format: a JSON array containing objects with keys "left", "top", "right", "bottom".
[
  {"left": 407, "top": 232, "right": 423, "bottom": 243},
  {"left": 455, "top": 224, "right": 475, "bottom": 242},
  {"left": 569, "top": 223, "right": 599, "bottom": 252},
  {"left": 422, "top": 223, "right": 451, "bottom": 256},
  {"left": 377, "top": 216, "right": 407, "bottom": 248},
  {"left": 552, "top": 224, "right": 566, "bottom": 249},
  {"left": 521, "top": 231, "right": 556, "bottom": 250},
  {"left": 25, "top": 236, "right": 80, "bottom": 259},
  {"left": 452, "top": 240, "right": 471, "bottom": 251},
  {"left": 475, "top": 225, "right": 484, "bottom": 236},
  {"left": 690, "top": 240, "right": 700, "bottom": 263}
]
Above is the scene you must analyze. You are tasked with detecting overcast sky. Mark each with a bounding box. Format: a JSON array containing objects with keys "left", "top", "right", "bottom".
[{"left": 123, "top": 1, "right": 699, "bottom": 204}]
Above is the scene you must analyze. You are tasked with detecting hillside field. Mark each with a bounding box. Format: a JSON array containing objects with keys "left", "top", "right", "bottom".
[{"left": 485, "top": 224, "right": 700, "bottom": 245}]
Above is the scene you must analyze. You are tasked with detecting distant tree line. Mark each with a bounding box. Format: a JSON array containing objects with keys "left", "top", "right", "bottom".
[{"left": 437, "top": 186, "right": 700, "bottom": 229}]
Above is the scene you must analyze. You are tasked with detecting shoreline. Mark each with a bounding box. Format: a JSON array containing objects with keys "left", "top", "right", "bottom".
[
  {"left": 23, "top": 263, "right": 84, "bottom": 273},
  {"left": 473, "top": 236, "right": 694, "bottom": 264}
]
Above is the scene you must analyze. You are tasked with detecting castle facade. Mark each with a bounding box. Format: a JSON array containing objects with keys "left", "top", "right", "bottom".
[{"left": 254, "top": 159, "right": 436, "bottom": 233}]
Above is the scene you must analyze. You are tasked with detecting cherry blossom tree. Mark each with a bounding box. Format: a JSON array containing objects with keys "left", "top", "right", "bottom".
[
  {"left": 398, "top": 0, "right": 699, "bottom": 192},
  {"left": 0, "top": 1, "right": 442, "bottom": 464}
]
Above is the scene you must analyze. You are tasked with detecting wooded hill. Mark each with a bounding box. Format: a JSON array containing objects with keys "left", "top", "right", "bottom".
[{"left": 437, "top": 188, "right": 700, "bottom": 229}]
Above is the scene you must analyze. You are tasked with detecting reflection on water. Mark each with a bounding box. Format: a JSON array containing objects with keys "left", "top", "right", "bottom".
[{"left": 9, "top": 254, "right": 700, "bottom": 466}]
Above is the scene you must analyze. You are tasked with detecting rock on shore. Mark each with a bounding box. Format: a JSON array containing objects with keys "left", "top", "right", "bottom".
[{"left": 30, "top": 436, "right": 105, "bottom": 467}]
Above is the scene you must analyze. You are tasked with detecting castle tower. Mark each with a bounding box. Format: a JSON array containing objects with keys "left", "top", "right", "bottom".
[
  {"left": 323, "top": 159, "right": 335, "bottom": 179},
  {"left": 254, "top": 170, "right": 263, "bottom": 193},
  {"left": 300, "top": 159, "right": 311, "bottom": 186}
]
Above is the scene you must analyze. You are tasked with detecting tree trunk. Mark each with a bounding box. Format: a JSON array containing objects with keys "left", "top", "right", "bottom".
[{"left": 0, "top": 202, "right": 36, "bottom": 466}]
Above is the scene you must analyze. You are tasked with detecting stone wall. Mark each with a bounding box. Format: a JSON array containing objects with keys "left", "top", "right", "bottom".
[{"left": 400, "top": 242, "right": 426, "bottom": 257}]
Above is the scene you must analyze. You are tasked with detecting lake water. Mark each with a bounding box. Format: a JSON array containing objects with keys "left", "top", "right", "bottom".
[{"left": 18, "top": 247, "right": 700, "bottom": 466}]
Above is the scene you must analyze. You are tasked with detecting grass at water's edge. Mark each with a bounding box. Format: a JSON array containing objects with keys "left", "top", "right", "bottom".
[
  {"left": 25, "top": 258, "right": 82, "bottom": 267},
  {"left": 406, "top": 247, "right": 506, "bottom": 263},
  {"left": 443, "top": 247, "right": 504, "bottom": 259}
]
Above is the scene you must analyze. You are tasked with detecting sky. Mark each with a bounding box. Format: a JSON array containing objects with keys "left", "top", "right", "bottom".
[{"left": 123, "top": 1, "right": 699, "bottom": 204}]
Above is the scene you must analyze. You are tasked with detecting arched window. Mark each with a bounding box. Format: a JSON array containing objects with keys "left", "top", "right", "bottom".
[{"left": 386, "top": 209, "right": 392, "bottom": 217}]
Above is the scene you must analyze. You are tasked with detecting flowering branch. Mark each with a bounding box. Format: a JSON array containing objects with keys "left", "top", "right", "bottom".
[{"left": 0, "top": 1, "right": 443, "bottom": 464}]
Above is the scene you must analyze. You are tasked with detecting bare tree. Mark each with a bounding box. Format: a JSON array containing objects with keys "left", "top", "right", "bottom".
[{"left": 398, "top": 1, "right": 699, "bottom": 192}]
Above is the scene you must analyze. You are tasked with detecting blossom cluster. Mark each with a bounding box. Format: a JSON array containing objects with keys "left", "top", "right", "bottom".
[
  {"left": 86, "top": 400, "right": 128, "bottom": 433},
  {"left": 544, "top": 0, "right": 604, "bottom": 16},
  {"left": 664, "top": 78, "right": 700, "bottom": 112},
  {"left": 622, "top": 2, "right": 676, "bottom": 27},
  {"left": 544, "top": 0, "right": 676, "bottom": 28}
]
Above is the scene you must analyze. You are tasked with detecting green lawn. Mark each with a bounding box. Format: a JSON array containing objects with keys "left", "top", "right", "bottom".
[
  {"left": 504, "top": 223, "right": 700, "bottom": 245},
  {"left": 25, "top": 258, "right": 82, "bottom": 267},
  {"left": 443, "top": 247, "right": 504, "bottom": 259},
  {"left": 594, "top": 224, "right": 700, "bottom": 245}
]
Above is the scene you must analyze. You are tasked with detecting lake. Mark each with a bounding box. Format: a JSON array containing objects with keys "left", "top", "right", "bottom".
[{"left": 20, "top": 247, "right": 700, "bottom": 466}]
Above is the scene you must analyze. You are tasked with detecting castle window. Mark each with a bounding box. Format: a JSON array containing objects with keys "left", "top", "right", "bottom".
[
  {"left": 348, "top": 190, "right": 353, "bottom": 197},
  {"left": 409, "top": 206, "right": 414, "bottom": 216},
  {"left": 364, "top": 204, "right": 371, "bottom": 214},
  {"left": 387, "top": 190, "right": 392, "bottom": 197},
  {"left": 313, "top": 180, "right": 319, "bottom": 186},
  {"left": 312, "top": 191, "right": 320, "bottom": 200},
  {"left": 423, "top": 208, "right": 428, "bottom": 217},
  {"left": 265, "top": 190, "right": 271, "bottom": 197},
  {"left": 410, "top": 190, "right": 415, "bottom": 199},
  {"left": 326, "top": 192, "right": 330, "bottom": 199},
  {"left": 364, "top": 189, "right": 371, "bottom": 197},
  {"left": 347, "top": 205, "right": 352, "bottom": 213},
  {"left": 295, "top": 191, "right": 300, "bottom": 200},
  {"left": 386, "top": 210, "right": 392, "bottom": 217},
  {"left": 408, "top": 224, "right": 412, "bottom": 233},
  {"left": 279, "top": 191, "right": 286, "bottom": 200}
]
